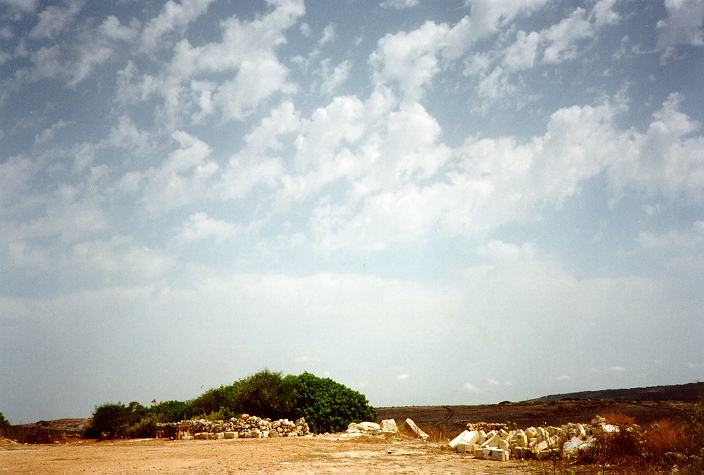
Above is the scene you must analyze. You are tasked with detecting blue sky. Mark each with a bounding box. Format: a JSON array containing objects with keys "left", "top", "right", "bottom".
[{"left": 1, "top": 0, "right": 703, "bottom": 423}]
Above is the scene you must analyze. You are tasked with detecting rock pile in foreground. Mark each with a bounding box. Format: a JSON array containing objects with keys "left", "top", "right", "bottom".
[
  {"left": 450, "top": 415, "right": 622, "bottom": 461},
  {"left": 173, "top": 414, "right": 310, "bottom": 440}
]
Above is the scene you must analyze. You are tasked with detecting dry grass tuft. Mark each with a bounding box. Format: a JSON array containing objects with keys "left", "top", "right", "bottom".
[
  {"left": 645, "top": 418, "right": 685, "bottom": 458},
  {"left": 601, "top": 411, "right": 636, "bottom": 426}
]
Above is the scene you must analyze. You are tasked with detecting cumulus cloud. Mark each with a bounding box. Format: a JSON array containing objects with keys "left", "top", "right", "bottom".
[
  {"left": 318, "top": 23, "right": 335, "bottom": 46},
  {"left": 129, "top": 0, "right": 304, "bottom": 124},
  {"left": 131, "top": 131, "right": 218, "bottom": 213},
  {"left": 99, "top": 16, "right": 138, "bottom": 42},
  {"left": 176, "top": 212, "right": 237, "bottom": 244},
  {"left": 542, "top": 8, "right": 594, "bottom": 64},
  {"left": 29, "top": 0, "right": 85, "bottom": 39},
  {"left": 140, "top": 0, "right": 216, "bottom": 52},
  {"left": 396, "top": 373, "right": 410, "bottom": 380},
  {"left": 319, "top": 59, "right": 350, "bottom": 96},
  {"left": 657, "top": 0, "right": 704, "bottom": 49}
]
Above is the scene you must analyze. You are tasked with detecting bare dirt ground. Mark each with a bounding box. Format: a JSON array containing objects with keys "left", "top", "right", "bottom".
[{"left": 1, "top": 436, "right": 564, "bottom": 474}]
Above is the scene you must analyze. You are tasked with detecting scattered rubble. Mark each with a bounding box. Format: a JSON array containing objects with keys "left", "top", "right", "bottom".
[
  {"left": 163, "top": 414, "right": 310, "bottom": 440},
  {"left": 450, "top": 415, "right": 642, "bottom": 461}
]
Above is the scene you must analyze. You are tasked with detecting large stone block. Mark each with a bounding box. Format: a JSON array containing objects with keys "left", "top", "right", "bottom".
[
  {"left": 481, "top": 447, "right": 509, "bottom": 461},
  {"left": 380, "top": 419, "right": 398, "bottom": 433},
  {"left": 449, "top": 430, "right": 479, "bottom": 449},
  {"left": 223, "top": 431, "right": 237, "bottom": 439},
  {"left": 404, "top": 418, "right": 429, "bottom": 440}
]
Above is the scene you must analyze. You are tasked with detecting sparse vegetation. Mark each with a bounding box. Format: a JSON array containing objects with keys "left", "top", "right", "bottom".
[{"left": 84, "top": 370, "right": 375, "bottom": 438}]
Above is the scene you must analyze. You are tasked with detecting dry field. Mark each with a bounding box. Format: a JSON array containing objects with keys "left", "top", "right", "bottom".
[{"left": 1, "top": 435, "right": 563, "bottom": 474}]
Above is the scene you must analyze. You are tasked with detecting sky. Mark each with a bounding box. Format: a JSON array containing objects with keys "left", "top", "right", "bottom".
[{"left": 1, "top": 0, "right": 703, "bottom": 424}]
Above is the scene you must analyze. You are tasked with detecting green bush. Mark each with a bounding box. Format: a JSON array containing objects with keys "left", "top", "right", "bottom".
[
  {"left": 287, "top": 372, "right": 376, "bottom": 433},
  {"left": 148, "top": 400, "right": 192, "bottom": 423},
  {"left": 230, "top": 370, "right": 295, "bottom": 420},
  {"left": 84, "top": 401, "right": 149, "bottom": 439},
  {"left": 126, "top": 415, "right": 157, "bottom": 438},
  {"left": 189, "top": 385, "right": 236, "bottom": 418},
  {"left": 0, "top": 411, "right": 9, "bottom": 427},
  {"left": 84, "top": 370, "right": 376, "bottom": 438}
]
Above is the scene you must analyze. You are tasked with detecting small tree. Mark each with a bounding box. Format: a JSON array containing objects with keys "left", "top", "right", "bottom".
[
  {"left": 231, "top": 370, "right": 295, "bottom": 420},
  {"left": 287, "top": 372, "right": 376, "bottom": 433},
  {"left": 0, "top": 410, "right": 9, "bottom": 428}
]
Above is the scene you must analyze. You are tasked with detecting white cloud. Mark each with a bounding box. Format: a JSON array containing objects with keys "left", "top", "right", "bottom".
[
  {"left": 657, "top": 0, "right": 704, "bottom": 49},
  {"left": 608, "top": 366, "right": 626, "bottom": 373},
  {"left": 319, "top": 59, "right": 350, "bottom": 96},
  {"left": 464, "top": 383, "right": 480, "bottom": 393},
  {"left": 591, "top": 0, "right": 620, "bottom": 27},
  {"left": 299, "top": 22, "right": 311, "bottom": 37},
  {"left": 0, "top": 0, "right": 37, "bottom": 13},
  {"left": 502, "top": 30, "right": 540, "bottom": 71},
  {"left": 29, "top": 0, "right": 85, "bottom": 39},
  {"left": 34, "top": 120, "right": 72, "bottom": 146},
  {"left": 99, "top": 16, "right": 138, "bottom": 42},
  {"left": 0, "top": 156, "right": 36, "bottom": 206},
  {"left": 396, "top": 373, "right": 410, "bottom": 380},
  {"left": 106, "top": 114, "right": 150, "bottom": 154},
  {"left": 556, "top": 375, "right": 570, "bottom": 381},
  {"left": 140, "top": 0, "right": 216, "bottom": 52},
  {"left": 133, "top": 131, "right": 218, "bottom": 213},
  {"left": 176, "top": 212, "right": 237, "bottom": 244},
  {"left": 606, "top": 93, "right": 704, "bottom": 202},
  {"left": 319, "top": 23, "right": 335, "bottom": 46},
  {"left": 380, "top": 0, "right": 419, "bottom": 10},
  {"left": 542, "top": 8, "right": 594, "bottom": 64},
  {"left": 486, "top": 378, "right": 500, "bottom": 385},
  {"left": 136, "top": 0, "right": 304, "bottom": 124},
  {"left": 370, "top": 21, "right": 448, "bottom": 101}
]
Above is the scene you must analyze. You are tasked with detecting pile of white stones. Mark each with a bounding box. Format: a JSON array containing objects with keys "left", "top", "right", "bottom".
[
  {"left": 341, "top": 419, "right": 399, "bottom": 438},
  {"left": 181, "top": 414, "right": 310, "bottom": 440},
  {"left": 450, "top": 415, "right": 621, "bottom": 461}
]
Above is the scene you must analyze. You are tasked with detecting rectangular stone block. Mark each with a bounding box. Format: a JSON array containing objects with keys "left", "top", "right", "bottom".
[{"left": 224, "top": 431, "right": 237, "bottom": 439}]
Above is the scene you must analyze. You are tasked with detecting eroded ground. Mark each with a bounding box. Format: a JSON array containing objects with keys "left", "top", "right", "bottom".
[{"left": 1, "top": 435, "right": 565, "bottom": 474}]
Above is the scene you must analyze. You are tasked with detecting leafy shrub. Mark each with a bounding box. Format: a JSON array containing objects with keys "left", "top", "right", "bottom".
[
  {"left": 189, "top": 385, "right": 236, "bottom": 418},
  {"left": 84, "top": 401, "right": 149, "bottom": 439},
  {"left": 148, "top": 400, "right": 192, "bottom": 423},
  {"left": 126, "top": 415, "right": 157, "bottom": 438},
  {"left": 230, "top": 370, "right": 295, "bottom": 420},
  {"left": 84, "top": 370, "right": 376, "bottom": 438},
  {"left": 287, "top": 372, "right": 376, "bottom": 433},
  {"left": 0, "top": 411, "right": 9, "bottom": 428}
]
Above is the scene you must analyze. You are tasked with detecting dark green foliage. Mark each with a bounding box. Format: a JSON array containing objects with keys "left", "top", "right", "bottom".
[
  {"left": 84, "top": 401, "right": 152, "bottom": 439},
  {"left": 148, "top": 400, "right": 191, "bottom": 423},
  {"left": 286, "top": 372, "right": 376, "bottom": 433},
  {"left": 84, "top": 370, "right": 376, "bottom": 438},
  {"left": 189, "top": 385, "right": 236, "bottom": 417},
  {"left": 230, "top": 370, "right": 295, "bottom": 420},
  {"left": 0, "top": 411, "right": 9, "bottom": 427}
]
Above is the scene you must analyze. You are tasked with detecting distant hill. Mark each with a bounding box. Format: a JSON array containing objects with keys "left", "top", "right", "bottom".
[{"left": 526, "top": 381, "right": 704, "bottom": 403}]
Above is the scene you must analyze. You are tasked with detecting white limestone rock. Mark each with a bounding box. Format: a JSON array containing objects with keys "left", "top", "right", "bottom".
[
  {"left": 380, "top": 419, "right": 398, "bottom": 433},
  {"left": 404, "top": 418, "right": 429, "bottom": 440}
]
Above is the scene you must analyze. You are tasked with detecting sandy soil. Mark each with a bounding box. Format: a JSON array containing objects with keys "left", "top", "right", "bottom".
[{"left": 0, "top": 435, "right": 563, "bottom": 474}]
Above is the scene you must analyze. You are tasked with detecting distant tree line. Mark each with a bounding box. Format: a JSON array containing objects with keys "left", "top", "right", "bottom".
[{"left": 84, "top": 370, "right": 376, "bottom": 438}]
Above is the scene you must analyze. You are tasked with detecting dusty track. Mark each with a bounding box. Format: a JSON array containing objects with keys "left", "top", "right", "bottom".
[{"left": 0, "top": 436, "right": 558, "bottom": 474}]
